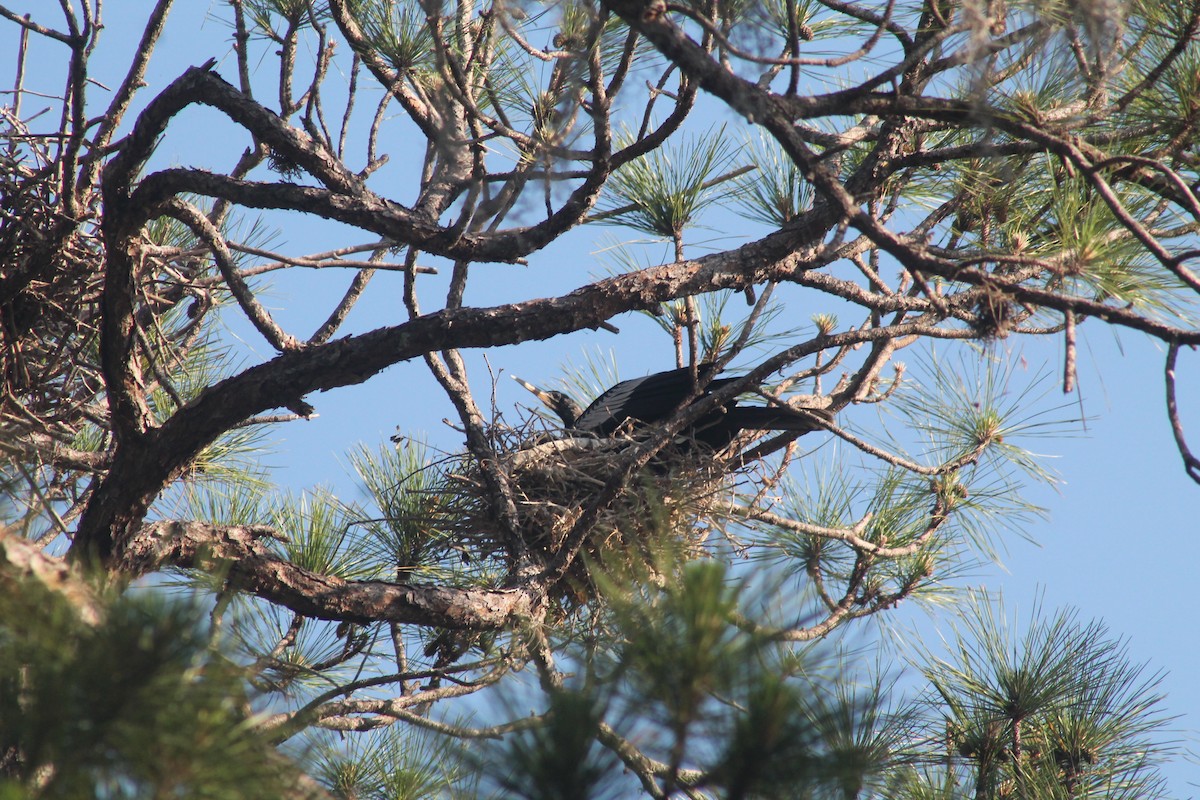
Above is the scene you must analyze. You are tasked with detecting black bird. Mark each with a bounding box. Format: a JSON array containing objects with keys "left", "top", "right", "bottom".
[{"left": 513, "top": 365, "right": 828, "bottom": 451}]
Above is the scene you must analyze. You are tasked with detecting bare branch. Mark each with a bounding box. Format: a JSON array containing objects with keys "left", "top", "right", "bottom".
[
  {"left": 1165, "top": 344, "right": 1200, "bottom": 485},
  {"left": 117, "top": 520, "right": 540, "bottom": 629}
]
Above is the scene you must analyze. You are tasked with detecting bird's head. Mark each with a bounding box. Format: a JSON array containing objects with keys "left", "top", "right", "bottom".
[{"left": 512, "top": 375, "right": 583, "bottom": 428}]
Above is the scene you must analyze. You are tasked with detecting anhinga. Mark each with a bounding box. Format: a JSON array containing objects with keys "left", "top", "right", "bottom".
[{"left": 513, "top": 365, "right": 828, "bottom": 451}]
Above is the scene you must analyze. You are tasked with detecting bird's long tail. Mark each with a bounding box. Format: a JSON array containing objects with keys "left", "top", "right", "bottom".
[{"left": 723, "top": 406, "right": 831, "bottom": 432}]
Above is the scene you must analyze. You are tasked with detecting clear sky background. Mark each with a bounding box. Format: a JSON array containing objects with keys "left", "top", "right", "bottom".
[{"left": 9, "top": 2, "right": 1200, "bottom": 793}]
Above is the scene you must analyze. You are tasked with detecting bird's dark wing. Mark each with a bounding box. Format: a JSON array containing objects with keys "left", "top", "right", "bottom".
[
  {"left": 571, "top": 374, "right": 653, "bottom": 434},
  {"left": 573, "top": 366, "right": 737, "bottom": 434}
]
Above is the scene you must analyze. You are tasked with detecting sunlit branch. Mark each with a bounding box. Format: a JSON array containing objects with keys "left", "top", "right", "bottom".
[{"left": 1165, "top": 343, "right": 1200, "bottom": 485}]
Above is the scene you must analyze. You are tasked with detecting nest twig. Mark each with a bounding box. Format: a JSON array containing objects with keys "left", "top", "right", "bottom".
[{"left": 445, "top": 420, "right": 731, "bottom": 608}]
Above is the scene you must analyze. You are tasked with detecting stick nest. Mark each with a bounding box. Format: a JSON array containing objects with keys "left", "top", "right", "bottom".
[{"left": 446, "top": 423, "right": 730, "bottom": 607}]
